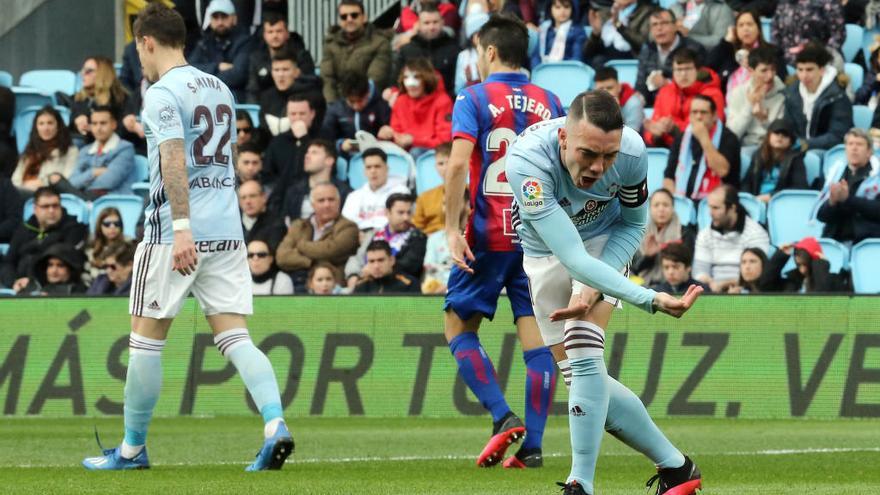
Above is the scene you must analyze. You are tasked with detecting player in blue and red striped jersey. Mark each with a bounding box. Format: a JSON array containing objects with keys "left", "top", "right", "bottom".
[{"left": 443, "top": 14, "right": 565, "bottom": 469}]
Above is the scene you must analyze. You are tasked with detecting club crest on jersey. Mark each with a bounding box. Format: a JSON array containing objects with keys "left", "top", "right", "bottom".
[
  {"left": 571, "top": 199, "right": 610, "bottom": 226},
  {"left": 521, "top": 178, "right": 545, "bottom": 211}
]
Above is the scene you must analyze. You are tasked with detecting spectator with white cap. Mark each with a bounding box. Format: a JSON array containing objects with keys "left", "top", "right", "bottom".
[{"left": 190, "top": 0, "right": 253, "bottom": 99}]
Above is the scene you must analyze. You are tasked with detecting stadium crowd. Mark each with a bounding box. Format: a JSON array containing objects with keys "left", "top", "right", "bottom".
[{"left": 1, "top": 0, "right": 879, "bottom": 297}]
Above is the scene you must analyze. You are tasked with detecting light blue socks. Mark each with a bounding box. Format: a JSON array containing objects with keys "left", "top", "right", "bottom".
[
  {"left": 562, "top": 320, "right": 684, "bottom": 494},
  {"left": 123, "top": 333, "right": 165, "bottom": 456},
  {"left": 215, "top": 329, "right": 284, "bottom": 427}
]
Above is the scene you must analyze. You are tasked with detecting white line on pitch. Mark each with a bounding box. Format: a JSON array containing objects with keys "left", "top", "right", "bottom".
[{"left": 6, "top": 447, "right": 880, "bottom": 469}]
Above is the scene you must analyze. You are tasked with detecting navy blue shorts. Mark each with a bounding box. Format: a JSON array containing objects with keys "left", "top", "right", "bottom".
[{"left": 444, "top": 250, "right": 534, "bottom": 323}]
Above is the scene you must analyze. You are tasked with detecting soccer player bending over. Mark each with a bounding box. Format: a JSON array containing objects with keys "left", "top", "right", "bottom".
[
  {"left": 83, "top": 3, "right": 292, "bottom": 471},
  {"left": 506, "top": 90, "right": 703, "bottom": 495},
  {"left": 444, "top": 14, "right": 565, "bottom": 469}
]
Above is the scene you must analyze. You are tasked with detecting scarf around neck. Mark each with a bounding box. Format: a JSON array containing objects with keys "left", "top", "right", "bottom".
[{"left": 675, "top": 122, "right": 723, "bottom": 199}]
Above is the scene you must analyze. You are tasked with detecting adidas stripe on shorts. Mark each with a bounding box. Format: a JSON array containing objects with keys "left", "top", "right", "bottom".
[{"left": 129, "top": 240, "right": 253, "bottom": 319}]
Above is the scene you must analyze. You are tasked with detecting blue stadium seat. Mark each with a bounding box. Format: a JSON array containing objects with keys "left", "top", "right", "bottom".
[
  {"left": 803, "top": 151, "right": 822, "bottom": 187},
  {"left": 13, "top": 105, "right": 71, "bottom": 153},
  {"left": 134, "top": 154, "right": 149, "bottom": 182},
  {"left": 0, "top": 288, "right": 16, "bottom": 296},
  {"left": 842, "top": 24, "right": 865, "bottom": 62},
  {"left": 19, "top": 70, "right": 77, "bottom": 95},
  {"left": 0, "top": 243, "right": 8, "bottom": 256},
  {"left": 528, "top": 29, "right": 539, "bottom": 57},
  {"left": 853, "top": 104, "right": 873, "bottom": 130},
  {"left": 531, "top": 61, "right": 595, "bottom": 109},
  {"left": 766, "top": 190, "right": 824, "bottom": 246},
  {"left": 235, "top": 103, "right": 261, "bottom": 128},
  {"left": 23, "top": 193, "right": 89, "bottom": 224},
  {"left": 646, "top": 147, "right": 668, "bottom": 193},
  {"left": 850, "top": 238, "right": 880, "bottom": 293},
  {"left": 347, "top": 151, "right": 415, "bottom": 190},
  {"left": 761, "top": 17, "right": 772, "bottom": 43},
  {"left": 415, "top": 150, "right": 444, "bottom": 195},
  {"left": 817, "top": 237, "right": 849, "bottom": 274},
  {"left": 863, "top": 28, "right": 879, "bottom": 65},
  {"left": 0, "top": 70, "right": 12, "bottom": 87},
  {"left": 335, "top": 156, "right": 348, "bottom": 183},
  {"left": 822, "top": 144, "right": 846, "bottom": 179},
  {"left": 844, "top": 63, "right": 864, "bottom": 93},
  {"left": 11, "top": 86, "right": 54, "bottom": 117},
  {"left": 131, "top": 182, "right": 150, "bottom": 203},
  {"left": 673, "top": 195, "right": 696, "bottom": 225},
  {"left": 739, "top": 192, "right": 767, "bottom": 223},
  {"left": 786, "top": 65, "right": 795, "bottom": 76},
  {"left": 740, "top": 147, "right": 755, "bottom": 181},
  {"left": 89, "top": 194, "right": 144, "bottom": 239},
  {"left": 696, "top": 192, "right": 766, "bottom": 230},
  {"left": 605, "top": 59, "right": 639, "bottom": 87},
  {"left": 644, "top": 107, "right": 653, "bottom": 119}
]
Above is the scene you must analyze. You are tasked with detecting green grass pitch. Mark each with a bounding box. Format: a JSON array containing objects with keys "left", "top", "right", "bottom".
[{"left": 2, "top": 416, "right": 878, "bottom": 494}]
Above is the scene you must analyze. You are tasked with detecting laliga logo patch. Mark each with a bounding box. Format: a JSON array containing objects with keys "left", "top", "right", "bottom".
[
  {"left": 522, "top": 178, "right": 544, "bottom": 211},
  {"left": 159, "top": 105, "right": 175, "bottom": 123},
  {"left": 158, "top": 105, "right": 180, "bottom": 132}
]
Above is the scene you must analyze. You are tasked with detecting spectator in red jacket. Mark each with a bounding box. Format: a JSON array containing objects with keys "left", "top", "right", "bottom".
[
  {"left": 378, "top": 58, "right": 453, "bottom": 159},
  {"left": 643, "top": 47, "right": 725, "bottom": 148}
]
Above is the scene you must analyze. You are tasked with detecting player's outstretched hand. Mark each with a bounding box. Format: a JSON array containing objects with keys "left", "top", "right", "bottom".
[
  {"left": 172, "top": 229, "right": 198, "bottom": 276},
  {"left": 549, "top": 288, "right": 602, "bottom": 322},
  {"left": 447, "top": 230, "right": 476, "bottom": 274},
  {"left": 652, "top": 284, "right": 703, "bottom": 318}
]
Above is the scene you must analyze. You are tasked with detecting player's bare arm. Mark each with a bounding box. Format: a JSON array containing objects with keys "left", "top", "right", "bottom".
[
  {"left": 159, "top": 138, "right": 197, "bottom": 276},
  {"left": 445, "top": 138, "right": 476, "bottom": 274}
]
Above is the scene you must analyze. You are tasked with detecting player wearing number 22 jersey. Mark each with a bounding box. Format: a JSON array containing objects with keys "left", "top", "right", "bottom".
[
  {"left": 443, "top": 68, "right": 564, "bottom": 468},
  {"left": 141, "top": 65, "right": 241, "bottom": 245}
]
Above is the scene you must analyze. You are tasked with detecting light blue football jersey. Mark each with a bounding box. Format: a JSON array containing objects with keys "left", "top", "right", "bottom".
[
  {"left": 507, "top": 117, "right": 650, "bottom": 258},
  {"left": 141, "top": 65, "right": 241, "bottom": 244}
]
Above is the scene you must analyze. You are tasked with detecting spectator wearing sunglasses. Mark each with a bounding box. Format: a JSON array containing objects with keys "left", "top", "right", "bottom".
[
  {"left": 320, "top": 0, "right": 393, "bottom": 103},
  {"left": 248, "top": 239, "right": 294, "bottom": 295},
  {"left": 0, "top": 186, "right": 88, "bottom": 291},
  {"left": 84, "top": 207, "right": 129, "bottom": 285},
  {"left": 235, "top": 110, "right": 269, "bottom": 153},
  {"left": 87, "top": 241, "right": 135, "bottom": 296}
]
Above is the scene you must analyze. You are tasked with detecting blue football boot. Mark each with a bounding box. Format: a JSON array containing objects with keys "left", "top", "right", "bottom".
[
  {"left": 83, "top": 446, "right": 150, "bottom": 470},
  {"left": 245, "top": 421, "right": 294, "bottom": 471}
]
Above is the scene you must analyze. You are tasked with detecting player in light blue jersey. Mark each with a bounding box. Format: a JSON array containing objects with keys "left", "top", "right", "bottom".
[
  {"left": 506, "top": 91, "right": 703, "bottom": 495},
  {"left": 82, "top": 3, "right": 292, "bottom": 472}
]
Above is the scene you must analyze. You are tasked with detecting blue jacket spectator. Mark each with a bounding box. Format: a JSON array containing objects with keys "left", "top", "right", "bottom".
[
  {"left": 531, "top": 0, "right": 585, "bottom": 69},
  {"left": 189, "top": 0, "right": 253, "bottom": 97},
  {"left": 68, "top": 107, "right": 136, "bottom": 196},
  {"left": 320, "top": 74, "right": 390, "bottom": 157},
  {"left": 69, "top": 134, "right": 136, "bottom": 195}
]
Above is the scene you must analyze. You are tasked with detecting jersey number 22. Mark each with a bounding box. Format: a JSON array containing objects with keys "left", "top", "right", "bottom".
[{"left": 192, "top": 104, "right": 233, "bottom": 166}]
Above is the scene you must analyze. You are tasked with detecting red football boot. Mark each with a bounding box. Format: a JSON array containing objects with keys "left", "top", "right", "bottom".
[
  {"left": 645, "top": 455, "right": 702, "bottom": 495},
  {"left": 476, "top": 412, "right": 525, "bottom": 467}
]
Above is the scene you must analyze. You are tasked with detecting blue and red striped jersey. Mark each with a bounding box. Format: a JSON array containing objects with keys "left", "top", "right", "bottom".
[{"left": 452, "top": 72, "right": 564, "bottom": 252}]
